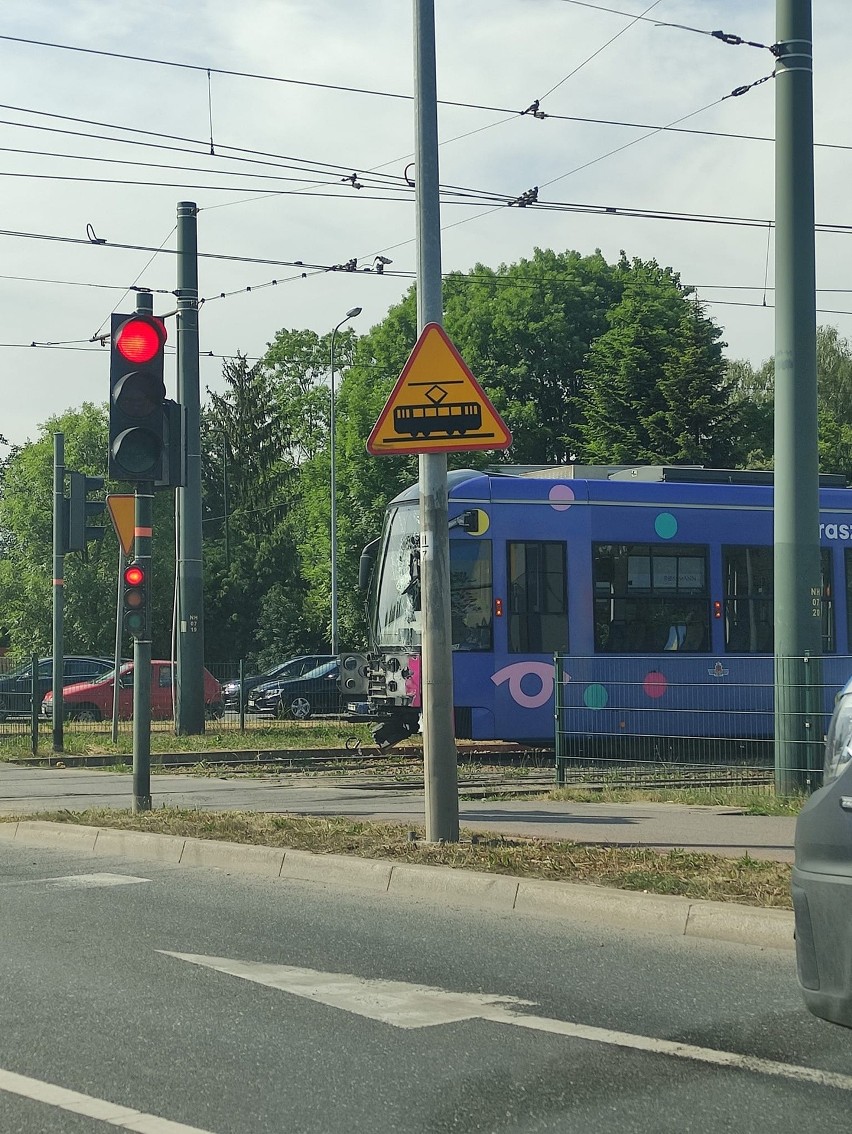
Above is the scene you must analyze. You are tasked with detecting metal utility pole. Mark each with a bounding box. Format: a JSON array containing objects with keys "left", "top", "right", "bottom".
[
  {"left": 175, "top": 201, "right": 206, "bottom": 734},
  {"left": 111, "top": 543, "right": 124, "bottom": 744},
  {"left": 773, "top": 0, "right": 823, "bottom": 793},
  {"left": 51, "top": 432, "right": 65, "bottom": 753},
  {"left": 132, "top": 290, "right": 154, "bottom": 812},
  {"left": 329, "top": 306, "right": 362, "bottom": 656},
  {"left": 414, "top": 0, "right": 459, "bottom": 841}
]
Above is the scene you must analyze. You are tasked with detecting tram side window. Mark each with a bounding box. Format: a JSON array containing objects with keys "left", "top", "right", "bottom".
[
  {"left": 449, "top": 540, "right": 493, "bottom": 651},
  {"left": 507, "top": 541, "right": 567, "bottom": 653},
  {"left": 593, "top": 543, "right": 709, "bottom": 653},
  {"left": 723, "top": 546, "right": 773, "bottom": 653},
  {"left": 725, "top": 546, "right": 835, "bottom": 653}
]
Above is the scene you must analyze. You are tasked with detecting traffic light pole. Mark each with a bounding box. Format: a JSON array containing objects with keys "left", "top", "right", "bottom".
[
  {"left": 132, "top": 483, "right": 153, "bottom": 812},
  {"left": 175, "top": 201, "right": 206, "bottom": 734},
  {"left": 132, "top": 291, "right": 154, "bottom": 812},
  {"left": 414, "top": 0, "right": 459, "bottom": 842},
  {"left": 51, "top": 432, "right": 65, "bottom": 753},
  {"left": 112, "top": 544, "right": 124, "bottom": 744}
]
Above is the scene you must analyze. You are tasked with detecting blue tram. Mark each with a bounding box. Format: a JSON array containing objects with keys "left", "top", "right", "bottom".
[{"left": 361, "top": 465, "right": 852, "bottom": 749}]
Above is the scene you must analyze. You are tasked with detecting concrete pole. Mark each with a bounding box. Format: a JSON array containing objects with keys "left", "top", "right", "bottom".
[
  {"left": 414, "top": 0, "right": 459, "bottom": 841},
  {"left": 773, "top": 0, "right": 823, "bottom": 793},
  {"left": 330, "top": 307, "right": 361, "bottom": 657},
  {"left": 175, "top": 201, "right": 206, "bottom": 734}
]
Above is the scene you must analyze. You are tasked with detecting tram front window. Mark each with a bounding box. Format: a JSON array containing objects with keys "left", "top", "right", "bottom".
[
  {"left": 372, "top": 505, "right": 493, "bottom": 651},
  {"left": 373, "top": 505, "right": 422, "bottom": 648}
]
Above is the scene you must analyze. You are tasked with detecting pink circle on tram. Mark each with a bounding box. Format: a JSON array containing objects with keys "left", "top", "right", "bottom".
[
  {"left": 549, "top": 484, "right": 575, "bottom": 511},
  {"left": 643, "top": 671, "right": 667, "bottom": 699}
]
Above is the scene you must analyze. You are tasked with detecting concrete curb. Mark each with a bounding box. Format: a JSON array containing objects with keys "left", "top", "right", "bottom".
[{"left": 0, "top": 820, "right": 794, "bottom": 951}]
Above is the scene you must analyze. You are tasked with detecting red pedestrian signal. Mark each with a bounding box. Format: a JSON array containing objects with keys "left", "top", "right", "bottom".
[{"left": 123, "top": 561, "right": 148, "bottom": 637}]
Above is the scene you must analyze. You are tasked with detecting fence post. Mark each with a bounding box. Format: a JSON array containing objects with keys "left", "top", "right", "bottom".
[
  {"left": 554, "top": 653, "right": 565, "bottom": 785},
  {"left": 238, "top": 658, "right": 245, "bottom": 733},
  {"left": 30, "top": 653, "right": 39, "bottom": 756},
  {"left": 802, "top": 651, "right": 824, "bottom": 792}
]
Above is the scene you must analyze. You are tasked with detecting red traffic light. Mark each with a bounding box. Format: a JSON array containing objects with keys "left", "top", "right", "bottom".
[
  {"left": 124, "top": 564, "right": 145, "bottom": 587},
  {"left": 115, "top": 318, "right": 166, "bottom": 365}
]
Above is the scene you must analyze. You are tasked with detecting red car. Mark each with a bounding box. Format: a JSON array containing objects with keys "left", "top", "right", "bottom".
[{"left": 41, "top": 660, "right": 223, "bottom": 722}]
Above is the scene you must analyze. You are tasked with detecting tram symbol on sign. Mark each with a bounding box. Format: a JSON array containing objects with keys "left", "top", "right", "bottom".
[
  {"left": 392, "top": 381, "right": 483, "bottom": 440},
  {"left": 367, "top": 323, "right": 511, "bottom": 455}
]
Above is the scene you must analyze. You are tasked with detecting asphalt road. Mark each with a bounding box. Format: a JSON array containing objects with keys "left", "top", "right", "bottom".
[
  {"left": 0, "top": 761, "right": 796, "bottom": 860},
  {"left": 0, "top": 838, "right": 849, "bottom": 1133}
]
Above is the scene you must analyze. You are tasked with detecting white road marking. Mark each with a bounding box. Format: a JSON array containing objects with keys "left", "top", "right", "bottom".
[
  {"left": 44, "top": 872, "right": 150, "bottom": 889},
  {"left": 0, "top": 1065, "right": 216, "bottom": 1133},
  {"left": 0, "top": 872, "right": 151, "bottom": 890},
  {"left": 161, "top": 951, "right": 852, "bottom": 1094}
]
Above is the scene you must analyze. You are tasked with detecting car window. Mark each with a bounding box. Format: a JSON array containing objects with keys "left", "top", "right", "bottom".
[
  {"left": 93, "top": 665, "right": 130, "bottom": 685},
  {"left": 300, "top": 661, "right": 337, "bottom": 680},
  {"left": 37, "top": 661, "right": 52, "bottom": 678},
  {"left": 269, "top": 660, "right": 305, "bottom": 681}
]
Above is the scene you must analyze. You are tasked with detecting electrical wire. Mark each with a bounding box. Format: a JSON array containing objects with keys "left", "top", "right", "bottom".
[
  {"left": 538, "top": 0, "right": 664, "bottom": 103},
  {"left": 552, "top": 1, "right": 775, "bottom": 51}
]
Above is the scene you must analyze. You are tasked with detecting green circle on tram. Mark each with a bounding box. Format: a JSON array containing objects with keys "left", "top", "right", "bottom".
[{"left": 583, "top": 683, "right": 608, "bottom": 710}]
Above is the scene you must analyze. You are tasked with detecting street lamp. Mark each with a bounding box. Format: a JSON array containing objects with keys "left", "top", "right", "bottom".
[{"left": 330, "top": 306, "right": 362, "bottom": 656}]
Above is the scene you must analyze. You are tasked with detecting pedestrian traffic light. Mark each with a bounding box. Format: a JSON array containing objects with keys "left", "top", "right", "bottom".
[
  {"left": 122, "top": 561, "right": 148, "bottom": 638},
  {"left": 66, "top": 471, "right": 106, "bottom": 555},
  {"left": 109, "top": 313, "right": 168, "bottom": 481}
]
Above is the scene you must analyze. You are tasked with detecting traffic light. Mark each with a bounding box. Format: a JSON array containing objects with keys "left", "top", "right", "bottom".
[
  {"left": 109, "top": 312, "right": 168, "bottom": 481},
  {"left": 122, "top": 561, "right": 148, "bottom": 638},
  {"left": 67, "top": 472, "right": 105, "bottom": 555}
]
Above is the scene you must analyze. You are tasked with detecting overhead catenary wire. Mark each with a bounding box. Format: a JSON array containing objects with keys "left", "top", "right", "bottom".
[
  {"left": 551, "top": 1, "right": 777, "bottom": 51},
  {"left": 537, "top": 0, "right": 665, "bottom": 103}
]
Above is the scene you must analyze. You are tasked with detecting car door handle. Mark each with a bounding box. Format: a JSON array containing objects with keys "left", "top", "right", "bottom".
[{"left": 840, "top": 797, "right": 852, "bottom": 812}]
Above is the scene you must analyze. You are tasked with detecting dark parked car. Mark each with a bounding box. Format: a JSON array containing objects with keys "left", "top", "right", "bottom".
[
  {"left": 0, "top": 656, "right": 113, "bottom": 720},
  {"left": 222, "top": 655, "right": 334, "bottom": 711},
  {"left": 247, "top": 660, "right": 342, "bottom": 720}
]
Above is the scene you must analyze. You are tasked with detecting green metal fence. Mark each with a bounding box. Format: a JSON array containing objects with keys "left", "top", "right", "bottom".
[
  {"left": 554, "top": 653, "right": 837, "bottom": 793},
  {"left": 0, "top": 658, "right": 365, "bottom": 752}
]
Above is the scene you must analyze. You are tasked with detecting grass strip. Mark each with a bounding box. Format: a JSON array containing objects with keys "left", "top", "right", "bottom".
[
  {"left": 1, "top": 807, "right": 793, "bottom": 910},
  {"left": 545, "top": 786, "right": 805, "bottom": 816}
]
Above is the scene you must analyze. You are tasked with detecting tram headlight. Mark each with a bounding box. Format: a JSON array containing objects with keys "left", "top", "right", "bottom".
[{"left": 824, "top": 689, "right": 852, "bottom": 785}]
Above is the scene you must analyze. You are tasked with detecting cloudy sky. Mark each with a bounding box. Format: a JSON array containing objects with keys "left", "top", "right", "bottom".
[{"left": 0, "top": 0, "right": 847, "bottom": 449}]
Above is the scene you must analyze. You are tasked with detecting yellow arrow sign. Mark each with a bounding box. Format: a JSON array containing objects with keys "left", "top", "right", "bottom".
[
  {"left": 106, "top": 494, "right": 135, "bottom": 556},
  {"left": 367, "top": 323, "right": 512, "bottom": 455}
]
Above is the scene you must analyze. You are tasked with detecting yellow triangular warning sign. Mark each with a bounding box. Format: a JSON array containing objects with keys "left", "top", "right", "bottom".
[
  {"left": 367, "top": 323, "right": 512, "bottom": 455},
  {"left": 106, "top": 494, "right": 136, "bottom": 557}
]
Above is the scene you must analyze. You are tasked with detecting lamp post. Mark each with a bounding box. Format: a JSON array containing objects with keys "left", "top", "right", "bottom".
[{"left": 329, "top": 306, "right": 362, "bottom": 656}]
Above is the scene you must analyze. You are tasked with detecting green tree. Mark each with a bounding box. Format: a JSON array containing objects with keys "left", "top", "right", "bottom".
[
  {"left": 440, "top": 248, "right": 623, "bottom": 463},
  {"left": 202, "top": 354, "right": 297, "bottom": 662},
  {"left": 581, "top": 259, "right": 732, "bottom": 463},
  {"left": 0, "top": 406, "right": 175, "bottom": 659},
  {"left": 727, "top": 325, "right": 852, "bottom": 479},
  {"left": 727, "top": 356, "right": 774, "bottom": 468}
]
